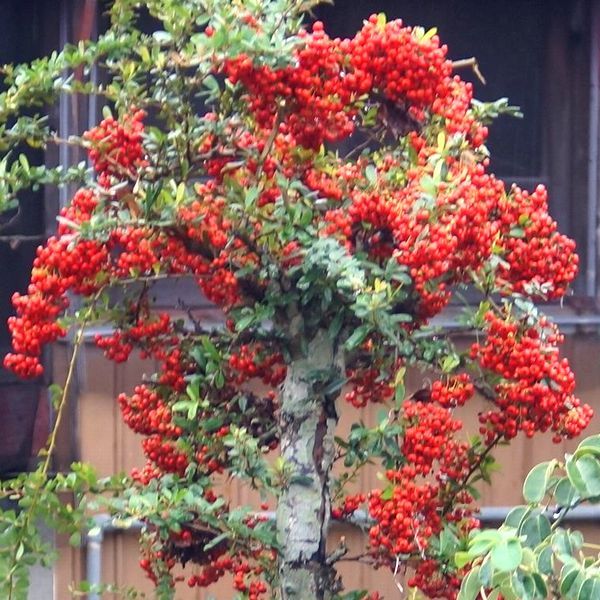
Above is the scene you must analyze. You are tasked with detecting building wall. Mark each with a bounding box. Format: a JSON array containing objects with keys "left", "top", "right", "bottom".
[
  {"left": 52, "top": 331, "right": 600, "bottom": 599},
  {"left": 8, "top": 0, "right": 599, "bottom": 596}
]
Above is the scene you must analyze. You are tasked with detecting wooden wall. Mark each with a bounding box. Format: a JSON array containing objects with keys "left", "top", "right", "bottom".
[{"left": 52, "top": 331, "right": 600, "bottom": 599}]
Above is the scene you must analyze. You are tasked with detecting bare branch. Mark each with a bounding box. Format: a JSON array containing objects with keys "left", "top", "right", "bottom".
[{"left": 452, "top": 57, "right": 486, "bottom": 85}]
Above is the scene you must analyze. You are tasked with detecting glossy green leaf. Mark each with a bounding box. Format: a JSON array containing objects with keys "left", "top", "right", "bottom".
[
  {"left": 566, "top": 454, "right": 600, "bottom": 498},
  {"left": 519, "top": 513, "right": 551, "bottom": 548},
  {"left": 457, "top": 567, "right": 481, "bottom": 600},
  {"left": 536, "top": 543, "right": 553, "bottom": 575},
  {"left": 555, "top": 477, "right": 580, "bottom": 508},
  {"left": 504, "top": 505, "right": 530, "bottom": 529},
  {"left": 490, "top": 538, "right": 523, "bottom": 572},
  {"left": 577, "top": 577, "right": 600, "bottom": 600},
  {"left": 532, "top": 572, "right": 548, "bottom": 598},
  {"left": 575, "top": 434, "right": 600, "bottom": 456},
  {"left": 560, "top": 565, "right": 585, "bottom": 598},
  {"left": 523, "top": 460, "right": 558, "bottom": 503}
]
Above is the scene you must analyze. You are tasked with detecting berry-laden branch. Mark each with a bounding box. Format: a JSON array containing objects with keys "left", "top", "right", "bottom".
[
  {"left": 4, "top": 295, "right": 100, "bottom": 600},
  {"left": 0, "top": 2, "right": 591, "bottom": 600}
]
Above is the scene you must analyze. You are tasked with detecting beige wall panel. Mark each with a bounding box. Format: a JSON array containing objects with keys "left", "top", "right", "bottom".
[{"left": 53, "top": 333, "right": 600, "bottom": 597}]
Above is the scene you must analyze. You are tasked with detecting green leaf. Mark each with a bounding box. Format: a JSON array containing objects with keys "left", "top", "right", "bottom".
[
  {"left": 441, "top": 353, "right": 460, "bottom": 374},
  {"left": 523, "top": 460, "right": 558, "bottom": 503},
  {"left": 345, "top": 325, "right": 370, "bottom": 350},
  {"left": 531, "top": 572, "right": 548, "bottom": 597},
  {"left": 153, "top": 30, "right": 173, "bottom": 44},
  {"left": 478, "top": 556, "right": 493, "bottom": 587},
  {"left": 202, "top": 74, "right": 220, "bottom": 96},
  {"left": 536, "top": 544, "right": 553, "bottom": 575},
  {"left": 574, "top": 434, "right": 600, "bottom": 458},
  {"left": 555, "top": 477, "right": 580, "bottom": 508},
  {"left": 560, "top": 565, "right": 584, "bottom": 597},
  {"left": 235, "top": 313, "right": 255, "bottom": 332},
  {"left": 577, "top": 577, "right": 600, "bottom": 600},
  {"left": 420, "top": 175, "right": 437, "bottom": 196},
  {"left": 365, "top": 165, "right": 377, "bottom": 185},
  {"left": 15, "top": 542, "right": 24, "bottom": 560},
  {"left": 566, "top": 454, "right": 600, "bottom": 498},
  {"left": 433, "top": 156, "right": 445, "bottom": 182},
  {"left": 553, "top": 530, "right": 576, "bottom": 560},
  {"left": 69, "top": 532, "right": 81, "bottom": 546},
  {"left": 18, "top": 154, "right": 30, "bottom": 175},
  {"left": 519, "top": 513, "right": 551, "bottom": 548},
  {"left": 510, "top": 572, "right": 536, "bottom": 600},
  {"left": 505, "top": 506, "right": 531, "bottom": 529},
  {"left": 203, "top": 532, "right": 228, "bottom": 551},
  {"left": 457, "top": 566, "right": 481, "bottom": 600},
  {"left": 490, "top": 538, "right": 523, "bottom": 572},
  {"left": 455, "top": 551, "right": 472, "bottom": 569}
]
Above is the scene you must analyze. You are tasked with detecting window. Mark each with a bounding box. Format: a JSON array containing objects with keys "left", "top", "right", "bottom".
[
  {"left": 315, "top": 0, "right": 599, "bottom": 298},
  {"left": 0, "top": 0, "right": 56, "bottom": 476}
]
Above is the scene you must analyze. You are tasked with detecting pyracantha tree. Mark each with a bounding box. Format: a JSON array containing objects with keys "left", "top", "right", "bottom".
[{"left": 0, "top": 1, "right": 593, "bottom": 599}]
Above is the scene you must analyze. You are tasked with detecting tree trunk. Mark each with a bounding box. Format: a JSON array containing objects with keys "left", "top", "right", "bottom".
[{"left": 277, "top": 329, "right": 344, "bottom": 599}]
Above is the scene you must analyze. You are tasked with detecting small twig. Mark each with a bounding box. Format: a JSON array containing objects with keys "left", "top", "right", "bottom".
[
  {"left": 337, "top": 552, "right": 375, "bottom": 564},
  {"left": 0, "top": 234, "right": 47, "bottom": 247},
  {"left": 343, "top": 132, "right": 379, "bottom": 161},
  {"left": 0, "top": 207, "right": 21, "bottom": 233},
  {"left": 6, "top": 294, "right": 100, "bottom": 600},
  {"left": 452, "top": 57, "right": 486, "bottom": 85},
  {"left": 325, "top": 537, "right": 348, "bottom": 565},
  {"left": 256, "top": 106, "right": 284, "bottom": 178},
  {"left": 393, "top": 555, "right": 404, "bottom": 594}
]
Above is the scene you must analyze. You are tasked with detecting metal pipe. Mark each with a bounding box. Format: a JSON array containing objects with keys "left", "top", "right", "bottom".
[
  {"left": 86, "top": 515, "right": 144, "bottom": 600},
  {"left": 84, "top": 503, "right": 598, "bottom": 597},
  {"left": 58, "top": 0, "right": 70, "bottom": 211},
  {"left": 587, "top": 0, "right": 600, "bottom": 297},
  {"left": 478, "top": 504, "right": 600, "bottom": 523},
  {"left": 69, "top": 311, "right": 600, "bottom": 345},
  {"left": 334, "top": 505, "right": 600, "bottom": 528}
]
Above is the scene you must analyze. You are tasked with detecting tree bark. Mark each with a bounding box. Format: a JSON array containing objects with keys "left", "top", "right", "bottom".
[{"left": 277, "top": 329, "right": 344, "bottom": 599}]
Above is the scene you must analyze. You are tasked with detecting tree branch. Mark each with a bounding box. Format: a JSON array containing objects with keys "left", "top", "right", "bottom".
[{"left": 452, "top": 57, "right": 486, "bottom": 85}]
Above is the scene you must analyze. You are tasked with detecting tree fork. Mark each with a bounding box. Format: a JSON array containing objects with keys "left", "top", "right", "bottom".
[{"left": 277, "top": 329, "right": 344, "bottom": 599}]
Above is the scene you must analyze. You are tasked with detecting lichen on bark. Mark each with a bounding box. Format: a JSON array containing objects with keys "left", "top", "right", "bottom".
[{"left": 276, "top": 329, "right": 344, "bottom": 599}]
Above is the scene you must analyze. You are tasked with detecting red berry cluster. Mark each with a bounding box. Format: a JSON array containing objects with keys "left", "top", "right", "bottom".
[
  {"left": 368, "top": 467, "right": 441, "bottom": 556},
  {"left": 187, "top": 552, "right": 270, "bottom": 600},
  {"left": 228, "top": 344, "right": 286, "bottom": 386},
  {"left": 324, "top": 160, "right": 505, "bottom": 317},
  {"left": 401, "top": 400, "right": 470, "bottom": 480},
  {"left": 344, "top": 364, "right": 394, "bottom": 408},
  {"left": 140, "top": 434, "right": 189, "bottom": 478},
  {"left": 225, "top": 22, "right": 356, "bottom": 149},
  {"left": 430, "top": 374, "right": 474, "bottom": 408},
  {"left": 408, "top": 558, "right": 463, "bottom": 600},
  {"left": 495, "top": 184, "right": 579, "bottom": 298},
  {"left": 95, "top": 310, "right": 174, "bottom": 364},
  {"left": 118, "top": 384, "right": 180, "bottom": 437},
  {"left": 471, "top": 310, "right": 593, "bottom": 443},
  {"left": 4, "top": 233, "right": 108, "bottom": 377},
  {"left": 84, "top": 109, "right": 147, "bottom": 184},
  {"left": 227, "top": 16, "right": 487, "bottom": 150}
]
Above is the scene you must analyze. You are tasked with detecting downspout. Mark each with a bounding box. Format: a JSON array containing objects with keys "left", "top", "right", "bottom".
[
  {"left": 587, "top": 0, "right": 600, "bottom": 298},
  {"left": 86, "top": 515, "right": 144, "bottom": 600}
]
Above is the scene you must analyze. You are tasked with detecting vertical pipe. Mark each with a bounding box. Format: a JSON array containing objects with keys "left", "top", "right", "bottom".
[
  {"left": 587, "top": 0, "right": 600, "bottom": 298},
  {"left": 85, "top": 516, "right": 143, "bottom": 599},
  {"left": 86, "top": 527, "right": 104, "bottom": 600},
  {"left": 58, "top": 0, "right": 69, "bottom": 210},
  {"left": 86, "top": 0, "right": 99, "bottom": 130}
]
